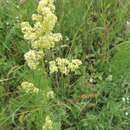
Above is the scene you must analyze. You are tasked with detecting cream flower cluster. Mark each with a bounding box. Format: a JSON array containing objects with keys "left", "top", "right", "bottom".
[
  {"left": 21, "top": 0, "right": 62, "bottom": 49},
  {"left": 47, "top": 90, "right": 55, "bottom": 99},
  {"left": 21, "top": 0, "right": 62, "bottom": 70},
  {"left": 20, "top": 81, "right": 39, "bottom": 93},
  {"left": 42, "top": 116, "right": 53, "bottom": 130},
  {"left": 21, "top": 0, "right": 82, "bottom": 74},
  {"left": 49, "top": 58, "right": 82, "bottom": 75},
  {"left": 24, "top": 50, "right": 44, "bottom": 70}
]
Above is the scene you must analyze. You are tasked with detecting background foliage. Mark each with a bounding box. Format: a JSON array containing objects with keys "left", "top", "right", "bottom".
[{"left": 0, "top": 0, "right": 130, "bottom": 130}]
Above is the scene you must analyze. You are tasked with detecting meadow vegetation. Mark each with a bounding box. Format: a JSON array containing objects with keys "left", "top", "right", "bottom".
[{"left": 0, "top": 0, "right": 130, "bottom": 130}]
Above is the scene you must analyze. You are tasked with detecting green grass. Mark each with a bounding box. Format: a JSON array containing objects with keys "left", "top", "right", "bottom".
[{"left": 0, "top": 0, "right": 130, "bottom": 130}]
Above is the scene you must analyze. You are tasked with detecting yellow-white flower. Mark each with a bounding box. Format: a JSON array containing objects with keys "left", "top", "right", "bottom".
[
  {"left": 42, "top": 116, "right": 53, "bottom": 130},
  {"left": 49, "top": 61, "right": 58, "bottom": 74},
  {"left": 49, "top": 58, "right": 82, "bottom": 75},
  {"left": 47, "top": 90, "right": 55, "bottom": 99},
  {"left": 21, "top": 0, "right": 62, "bottom": 50},
  {"left": 21, "top": 22, "right": 37, "bottom": 41},
  {"left": 37, "top": 0, "right": 55, "bottom": 13},
  {"left": 68, "top": 59, "right": 82, "bottom": 72},
  {"left": 24, "top": 50, "right": 44, "bottom": 70},
  {"left": 32, "top": 33, "right": 62, "bottom": 49},
  {"left": 20, "top": 81, "right": 39, "bottom": 93}
]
